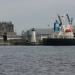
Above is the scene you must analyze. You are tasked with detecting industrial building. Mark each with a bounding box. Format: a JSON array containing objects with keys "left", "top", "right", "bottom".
[
  {"left": 23, "top": 28, "right": 53, "bottom": 44},
  {"left": 0, "top": 21, "right": 21, "bottom": 41},
  {"left": 0, "top": 22, "right": 16, "bottom": 36}
]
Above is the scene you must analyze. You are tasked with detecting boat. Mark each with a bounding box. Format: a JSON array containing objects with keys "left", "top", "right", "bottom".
[
  {"left": 42, "top": 14, "right": 75, "bottom": 46},
  {"left": 43, "top": 38, "right": 75, "bottom": 46}
]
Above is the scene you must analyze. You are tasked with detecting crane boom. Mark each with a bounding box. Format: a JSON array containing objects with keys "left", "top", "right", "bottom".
[
  {"left": 57, "top": 14, "right": 62, "bottom": 26},
  {"left": 66, "top": 14, "right": 71, "bottom": 24}
]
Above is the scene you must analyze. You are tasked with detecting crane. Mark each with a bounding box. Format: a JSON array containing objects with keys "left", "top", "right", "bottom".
[
  {"left": 54, "top": 20, "right": 60, "bottom": 32},
  {"left": 66, "top": 14, "right": 73, "bottom": 25},
  {"left": 57, "top": 14, "right": 62, "bottom": 26},
  {"left": 70, "top": 18, "right": 73, "bottom": 25}
]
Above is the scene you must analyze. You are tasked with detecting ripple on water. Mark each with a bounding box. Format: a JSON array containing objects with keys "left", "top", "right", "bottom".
[{"left": 0, "top": 46, "right": 74, "bottom": 75}]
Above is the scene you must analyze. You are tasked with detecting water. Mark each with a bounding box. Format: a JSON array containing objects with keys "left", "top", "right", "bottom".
[{"left": 0, "top": 46, "right": 75, "bottom": 75}]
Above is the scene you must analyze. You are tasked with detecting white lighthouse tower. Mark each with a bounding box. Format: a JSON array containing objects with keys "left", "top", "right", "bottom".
[{"left": 31, "top": 28, "right": 36, "bottom": 44}]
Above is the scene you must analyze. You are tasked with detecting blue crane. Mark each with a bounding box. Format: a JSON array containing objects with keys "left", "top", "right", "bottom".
[{"left": 54, "top": 20, "right": 60, "bottom": 32}]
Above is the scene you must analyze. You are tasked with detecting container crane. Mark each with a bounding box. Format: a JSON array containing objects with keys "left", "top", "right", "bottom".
[
  {"left": 66, "top": 14, "right": 73, "bottom": 25},
  {"left": 57, "top": 14, "right": 62, "bottom": 26},
  {"left": 70, "top": 18, "right": 73, "bottom": 25}
]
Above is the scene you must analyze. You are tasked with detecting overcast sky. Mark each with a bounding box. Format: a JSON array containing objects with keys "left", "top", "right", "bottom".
[{"left": 0, "top": 0, "right": 74, "bottom": 34}]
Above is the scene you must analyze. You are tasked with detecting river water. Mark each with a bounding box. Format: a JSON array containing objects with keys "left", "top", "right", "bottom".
[{"left": 0, "top": 46, "right": 75, "bottom": 75}]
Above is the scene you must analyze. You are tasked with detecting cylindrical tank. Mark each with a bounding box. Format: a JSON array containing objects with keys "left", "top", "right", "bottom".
[{"left": 31, "top": 28, "right": 36, "bottom": 44}]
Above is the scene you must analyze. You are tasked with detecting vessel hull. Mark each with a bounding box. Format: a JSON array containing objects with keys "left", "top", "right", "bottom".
[{"left": 43, "top": 38, "right": 75, "bottom": 46}]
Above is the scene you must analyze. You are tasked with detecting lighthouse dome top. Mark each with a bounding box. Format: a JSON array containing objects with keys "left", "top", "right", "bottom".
[{"left": 31, "top": 28, "right": 36, "bottom": 31}]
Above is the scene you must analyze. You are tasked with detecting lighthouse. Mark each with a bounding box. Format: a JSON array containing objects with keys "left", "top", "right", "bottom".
[{"left": 31, "top": 28, "right": 36, "bottom": 44}]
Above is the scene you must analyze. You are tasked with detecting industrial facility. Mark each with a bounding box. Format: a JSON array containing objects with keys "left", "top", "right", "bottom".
[
  {"left": 0, "top": 22, "right": 16, "bottom": 36},
  {"left": 22, "top": 28, "right": 53, "bottom": 44},
  {"left": 0, "top": 21, "right": 21, "bottom": 45},
  {"left": 22, "top": 14, "right": 75, "bottom": 45}
]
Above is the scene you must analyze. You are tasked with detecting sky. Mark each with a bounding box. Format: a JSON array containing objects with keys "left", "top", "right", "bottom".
[{"left": 0, "top": 0, "right": 74, "bottom": 34}]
